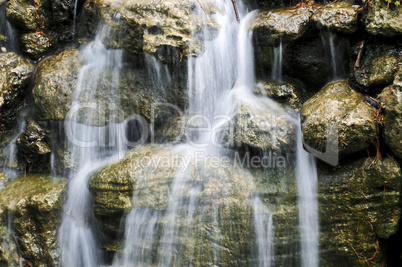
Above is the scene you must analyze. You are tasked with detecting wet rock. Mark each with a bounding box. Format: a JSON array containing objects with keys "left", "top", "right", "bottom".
[
  {"left": 362, "top": 0, "right": 402, "bottom": 37},
  {"left": 20, "top": 32, "right": 55, "bottom": 60},
  {"left": 224, "top": 93, "right": 296, "bottom": 154},
  {"left": 0, "top": 52, "right": 34, "bottom": 132},
  {"left": 253, "top": 5, "right": 315, "bottom": 46},
  {"left": 6, "top": 0, "right": 86, "bottom": 59},
  {"left": 0, "top": 175, "right": 67, "bottom": 266},
  {"left": 84, "top": 0, "right": 98, "bottom": 36},
  {"left": 351, "top": 43, "right": 401, "bottom": 91},
  {"left": 16, "top": 119, "right": 51, "bottom": 173},
  {"left": 378, "top": 73, "right": 402, "bottom": 159},
  {"left": 90, "top": 145, "right": 256, "bottom": 266},
  {"left": 153, "top": 115, "right": 187, "bottom": 144},
  {"left": 318, "top": 157, "right": 402, "bottom": 266},
  {"left": 32, "top": 49, "right": 83, "bottom": 121},
  {"left": 312, "top": 1, "right": 359, "bottom": 34},
  {"left": 97, "top": 0, "right": 219, "bottom": 58},
  {"left": 6, "top": 0, "right": 52, "bottom": 32},
  {"left": 287, "top": 37, "right": 331, "bottom": 92},
  {"left": 33, "top": 48, "right": 182, "bottom": 126},
  {"left": 0, "top": 227, "right": 20, "bottom": 266},
  {"left": 301, "top": 80, "right": 377, "bottom": 161},
  {"left": 254, "top": 81, "right": 302, "bottom": 110}
]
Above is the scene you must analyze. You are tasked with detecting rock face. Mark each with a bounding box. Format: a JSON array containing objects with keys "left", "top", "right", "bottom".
[
  {"left": 20, "top": 32, "right": 55, "bottom": 60},
  {"left": 6, "top": 0, "right": 86, "bottom": 59},
  {"left": 301, "top": 80, "right": 377, "bottom": 162},
  {"left": 253, "top": 5, "right": 315, "bottom": 46},
  {"left": 0, "top": 52, "right": 34, "bottom": 132},
  {"left": 33, "top": 48, "right": 183, "bottom": 126},
  {"left": 224, "top": 94, "right": 296, "bottom": 154},
  {"left": 32, "top": 49, "right": 82, "bottom": 122},
  {"left": 362, "top": 0, "right": 402, "bottom": 37},
  {"left": 312, "top": 1, "right": 359, "bottom": 34},
  {"left": 90, "top": 145, "right": 257, "bottom": 266},
  {"left": 351, "top": 43, "right": 401, "bottom": 92},
  {"left": 378, "top": 72, "right": 402, "bottom": 159},
  {"left": 16, "top": 119, "right": 51, "bottom": 173},
  {"left": 96, "top": 0, "right": 219, "bottom": 58},
  {"left": 254, "top": 81, "right": 302, "bottom": 110},
  {"left": 318, "top": 157, "right": 402, "bottom": 266},
  {"left": 0, "top": 175, "right": 67, "bottom": 266}
]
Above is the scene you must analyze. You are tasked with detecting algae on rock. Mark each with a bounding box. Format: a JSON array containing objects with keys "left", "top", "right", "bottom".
[
  {"left": 0, "top": 175, "right": 67, "bottom": 266},
  {"left": 318, "top": 157, "right": 402, "bottom": 266}
]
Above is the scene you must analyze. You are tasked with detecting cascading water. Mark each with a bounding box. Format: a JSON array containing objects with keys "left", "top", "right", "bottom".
[
  {"left": 58, "top": 1, "right": 319, "bottom": 266},
  {"left": 253, "top": 197, "right": 274, "bottom": 267},
  {"left": 320, "top": 31, "right": 348, "bottom": 80},
  {"left": 296, "top": 117, "right": 319, "bottom": 267},
  {"left": 58, "top": 25, "right": 127, "bottom": 266},
  {"left": 0, "top": 3, "right": 19, "bottom": 52},
  {"left": 271, "top": 37, "right": 283, "bottom": 82}
]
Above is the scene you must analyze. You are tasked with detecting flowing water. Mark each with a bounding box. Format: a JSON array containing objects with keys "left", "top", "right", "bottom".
[
  {"left": 58, "top": 0, "right": 319, "bottom": 266},
  {"left": 271, "top": 38, "right": 283, "bottom": 82},
  {"left": 296, "top": 117, "right": 319, "bottom": 267},
  {"left": 320, "top": 31, "right": 348, "bottom": 80},
  {"left": 58, "top": 25, "right": 127, "bottom": 267}
]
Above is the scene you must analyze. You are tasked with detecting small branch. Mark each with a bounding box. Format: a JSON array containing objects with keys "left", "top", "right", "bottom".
[
  {"left": 231, "top": 0, "right": 240, "bottom": 22},
  {"left": 196, "top": 0, "right": 208, "bottom": 17},
  {"left": 354, "top": 40, "right": 365, "bottom": 69}
]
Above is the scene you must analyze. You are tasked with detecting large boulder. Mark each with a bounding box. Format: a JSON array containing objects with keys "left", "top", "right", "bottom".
[
  {"left": 16, "top": 119, "right": 51, "bottom": 173},
  {"left": 362, "top": 0, "right": 402, "bottom": 37},
  {"left": 90, "top": 145, "right": 256, "bottom": 266},
  {"left": 378, "top": 70, "right": 402, "bottom": 159},
  {"left": 0, "top": 52, "right": 33, "bottom": 132},
  {"left": 301, "top": 80, "right": 377, "bottom": 162},
  {"left": 350, "top": 43, "right": 401, "bottom": 92},
  {"left": 0, "top": 175, "right": 67, "bottom": 266},
  {"left": 312, "top": 1, "right": 359, "bottom": 34},
  {"left": 96, "top": 0, "right": 219, "bottom": 58},
  {"left": 224, "top": 93, "right": 297, "bottom": 154},
  {"left": 253, "top": 5, "right": 315, "bottom": 46},
  {"left": 318, "top": 157, "right": 402, "bottom": 266},
  {"left": 32, "top": 49, "right": 83, "bottom": 121}
]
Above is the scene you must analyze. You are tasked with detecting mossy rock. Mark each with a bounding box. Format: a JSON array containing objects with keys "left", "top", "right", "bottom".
[
  {"left": 378, "top": 72, "right": 402, "bottom": 159},
  {"left": 0, "top": 52, "right": 33, "bottom": 132},
  {"left": 96, "top": 0, "right": 219, "bottom": 60},
  {"left": 16, "top": 119, "right": 51, "bottom": 173},
  {"left": 318, "top": 157, "right": 402, "bottom": 266},
  {"left": 301, "top": 80, "right": 376, "bottom": 163},
  {"left": 0, "top": 175, "right": 67, "bottom": 266},
  {"left": 362, "top": 0, "right": 402, "bottom": 37},
  {"left": 253, "top": 5, "right": 315, "bottom": 46}
]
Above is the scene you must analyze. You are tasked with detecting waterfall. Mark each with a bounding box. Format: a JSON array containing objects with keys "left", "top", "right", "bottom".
[
  {"left": 253, "top": 197, "right": 274, "bottom": 267},
  {"left": 320, "top": 31, "right": 348, "bottom": 80},
  {"left": 73, "top": 0, "right": 79, "bottom": 39},
  {"left": 271, "top": 37, "right": 283, "bottom": 82},
  {"left": 296, "top": 117, "right": 319, "bottom": 267},
  {"left": 1, "top": 118, "right": 26, "bottom": 180},
  {"left": 58, "top": 25, "right": 127, "bottom": 266},
  {"left": 0, "top": 3, "right": 19, "bottom": 52}
]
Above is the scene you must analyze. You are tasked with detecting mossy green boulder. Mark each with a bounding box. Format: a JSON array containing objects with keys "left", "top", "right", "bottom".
[
  {"left": 0, "top": 52, "right": 33, "bottom": 132},
  {"left": 301, "top": 80, "right": 377, "bottom": 161},
  {"left": 0, "top": 175, "right": 67, "bottom": 266}
]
